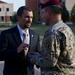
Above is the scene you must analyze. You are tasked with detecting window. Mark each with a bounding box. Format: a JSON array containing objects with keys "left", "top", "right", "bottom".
[
  {"left": 0, "top": 8, "right": 1, "bottom": 11},
  {"left": 59, "top": 0, "right": 65, "bottom": 5},
  {"left": 10, "top": 16, "right": 12, "bottom": 21},
  {"left": 1, "top": 16, "right": 4, "bottom": 21},
  {"left": 6, "top": 8, "right": 9, "bottom": 12}
]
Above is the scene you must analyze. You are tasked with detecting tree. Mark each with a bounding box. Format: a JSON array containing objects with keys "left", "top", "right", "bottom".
[
  {"left": 11, "top": 13, "right": 17, "bottom": 23},
  {"left": 71, "top": 4, "right": 75, "bottom": 23},
  {"left": 62, "top": 4, "right": 69, "bottom": 22},
  {"left": 33, "top": 10, "right": 38, "bottom": 23}
]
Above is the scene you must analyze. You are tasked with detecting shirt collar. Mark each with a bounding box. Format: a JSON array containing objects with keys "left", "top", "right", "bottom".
[
  {"left": 49, "top": 20, "right": 63, "bottom": 29},
  {"left": 17, "top": 24, "right": 29, "bottom": 36}
]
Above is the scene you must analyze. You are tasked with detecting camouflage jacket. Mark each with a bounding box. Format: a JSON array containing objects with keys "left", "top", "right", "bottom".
[{"left": 34, "top": 21, "right": 75, "bottom": 75}]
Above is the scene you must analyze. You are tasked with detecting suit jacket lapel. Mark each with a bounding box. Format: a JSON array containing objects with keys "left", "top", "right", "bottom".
[
  {"left": 13, "top": 26, "right": 22, "bottom": 45},
  {"left": 13, "top": 28, "right": 34, "bottom": 50},
  {"left": 29, "top": 29, "right": 34, "bottom": 50}
]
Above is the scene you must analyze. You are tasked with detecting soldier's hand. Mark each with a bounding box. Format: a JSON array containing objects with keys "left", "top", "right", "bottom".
[{"left": 30, "top": 58, "right": 35, "bottom": 64}]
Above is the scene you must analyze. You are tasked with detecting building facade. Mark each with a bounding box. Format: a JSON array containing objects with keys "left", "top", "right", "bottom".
[
  {"left": 26, "top": 0, "right": 40, "bottom": 22},
  {"left": 0, "top": 0, "right": 13, "bottom": 23}
]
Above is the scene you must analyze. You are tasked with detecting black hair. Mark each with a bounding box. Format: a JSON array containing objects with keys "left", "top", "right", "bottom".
[{"left": 17, "top": 6, "right": 32, "bottom": 17}]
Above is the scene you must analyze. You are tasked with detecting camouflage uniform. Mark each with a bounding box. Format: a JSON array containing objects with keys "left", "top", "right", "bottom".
[{"left": 34, "top": 21, "right": 75, "bottom": 75}]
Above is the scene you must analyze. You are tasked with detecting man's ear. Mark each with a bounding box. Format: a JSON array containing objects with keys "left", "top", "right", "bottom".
[{"left": 16, "top": 16, "right": 20, "bottom": 21}]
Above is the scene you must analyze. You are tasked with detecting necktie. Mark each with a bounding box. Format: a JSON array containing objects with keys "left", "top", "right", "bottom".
[
  {"left": 23, "top": 32, "right": 33, "bottom": 75},
  {"left": 23, "top": 32, "right": 29, "bottom": 56}
]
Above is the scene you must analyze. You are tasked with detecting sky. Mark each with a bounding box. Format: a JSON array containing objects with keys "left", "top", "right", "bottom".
[{"left": 2, "top": 0, "right": 25, "bottom": 12}]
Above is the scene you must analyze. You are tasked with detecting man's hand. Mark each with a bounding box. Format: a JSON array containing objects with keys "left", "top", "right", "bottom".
[{"left": 17, "top": 44, "right": 29, "bottom": 53}]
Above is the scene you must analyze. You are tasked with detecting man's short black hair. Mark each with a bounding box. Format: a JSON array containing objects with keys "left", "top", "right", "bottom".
[
  {"left": 17, "top": 6, "right": 32, "bottom": 17},
  {"left": 45, "top": 5, "right": 62, "bottom": 14}
]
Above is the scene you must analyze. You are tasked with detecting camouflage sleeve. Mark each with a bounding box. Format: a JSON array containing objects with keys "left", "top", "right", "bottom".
[
  {"left": 35, "top": 31, "right": 61, "bottom": 68},
  {"left": 58, "top": 31, "right": 75, "bottom": 65}
]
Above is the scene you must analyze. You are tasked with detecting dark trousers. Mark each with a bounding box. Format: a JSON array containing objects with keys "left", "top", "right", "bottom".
[{"left": 18, "top": 69, "right": 27, "bottom": 75}]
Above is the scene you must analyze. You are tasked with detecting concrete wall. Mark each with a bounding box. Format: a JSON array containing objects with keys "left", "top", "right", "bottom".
[{"left": 65, "top": 0, "right": 75, "bottom": 16}]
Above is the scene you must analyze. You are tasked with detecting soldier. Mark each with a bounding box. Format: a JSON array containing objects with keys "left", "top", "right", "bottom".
[{"left": 29, "top": 0, "right": 75, "bottom": 75}]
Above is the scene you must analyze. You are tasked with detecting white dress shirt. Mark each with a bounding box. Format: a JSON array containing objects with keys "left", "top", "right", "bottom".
[{"left": 17, "top": 24, "right": 30, "bottom": 44}]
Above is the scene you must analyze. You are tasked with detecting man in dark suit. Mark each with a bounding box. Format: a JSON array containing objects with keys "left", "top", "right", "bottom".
[{"left": 0, "top": 6, "right": 40, "bottom": 75}]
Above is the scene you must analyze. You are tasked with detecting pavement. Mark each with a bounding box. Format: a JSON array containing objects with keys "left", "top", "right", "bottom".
[{"left": 0, "top": 61, "right": 4, "bottom": 75}]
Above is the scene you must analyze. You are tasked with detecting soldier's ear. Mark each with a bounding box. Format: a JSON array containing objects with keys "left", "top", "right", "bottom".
[{"left": 48, "top": 9, "right": 51, "bottom": 16}]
